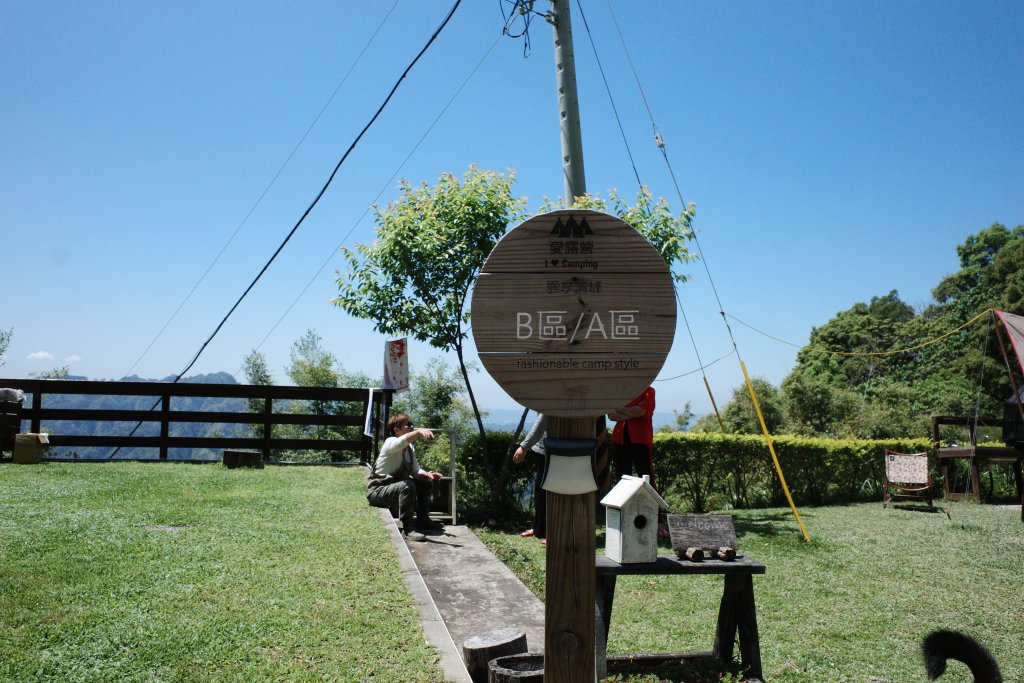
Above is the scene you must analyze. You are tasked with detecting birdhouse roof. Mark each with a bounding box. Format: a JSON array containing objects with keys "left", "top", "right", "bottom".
[{"left": 600, "top": 475, "right": 669, "bottom": 510}]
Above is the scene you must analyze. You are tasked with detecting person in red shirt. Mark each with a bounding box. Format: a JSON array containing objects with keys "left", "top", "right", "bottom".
[{"left": 608, "top": 386, "right": 656, "bottom": 491}]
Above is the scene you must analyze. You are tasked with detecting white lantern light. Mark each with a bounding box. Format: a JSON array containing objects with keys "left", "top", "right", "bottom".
[{"left": 540, "top": 438, "right": 597, "bottom": 495}]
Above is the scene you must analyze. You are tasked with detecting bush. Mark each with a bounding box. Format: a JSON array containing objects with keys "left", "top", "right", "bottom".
[
  {"left": 653, "top": 432, "right": 932, "bottom": 512},
  {"left": 455, "top": 430, "right": 535, "bottom": 525}
]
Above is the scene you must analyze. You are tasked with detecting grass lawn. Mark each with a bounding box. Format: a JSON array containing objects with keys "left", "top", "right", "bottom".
[
  {"left": 475, "top": 502, "right": 1024, "bottom": 682},
  {"left": 0, "top": 463, "right": 444, "bottom": 682}
]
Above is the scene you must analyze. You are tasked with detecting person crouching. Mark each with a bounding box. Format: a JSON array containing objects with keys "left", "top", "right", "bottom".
[{"left": 367, "top": 413, "right": 443, "bottom": 542}]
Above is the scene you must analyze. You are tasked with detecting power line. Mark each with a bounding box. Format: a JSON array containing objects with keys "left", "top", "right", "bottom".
[
  {"left": 168, "top": 0, "right": 463, "bottom": 386},
  {"left": 238, "top": 33, "right": 504, "bottom": 376},
  {"left": 122, "top": 0, "right": 402, "bottom": 378},
  {"left": 572, "top": 0, "right": 641, "bottom": 187},
  {"left": 500, "top": 0, "right": 546, "bottom": 56},
  {"left": 654, "top": 348, "right": 735, "bottom": 382},
  {"left": 605, "top": 2, "right": 809, "bottom": 542},
  {"left": 725, "top": 309, "right": 992, "bottom": 357},
  {"left": 107, "top": 0, "right": 463, "bottom": 458}
]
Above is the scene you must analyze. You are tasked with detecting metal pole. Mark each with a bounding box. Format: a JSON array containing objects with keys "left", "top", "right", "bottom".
[
  {"left": 551, "top": 0, "right": 586, "bottom": 202},
  {"left": 547, "top": 3, "right": 595, "bottom": 681}
]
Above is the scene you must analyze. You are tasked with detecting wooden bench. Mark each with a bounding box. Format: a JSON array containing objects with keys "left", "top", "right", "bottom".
[
  {"left": 932, "top": 415, "right": 1024, "bottom": 516},
  {"left": 595, "top": 554, "right": 766, "bottom": 682},
  {"left": 936, "top": 446, "right": 1023, "bottom": 503}
]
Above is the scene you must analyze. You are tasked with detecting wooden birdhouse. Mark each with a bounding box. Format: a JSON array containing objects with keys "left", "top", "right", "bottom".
[{"left": 600, "top": 475, "right": 668, "bottom": 564}]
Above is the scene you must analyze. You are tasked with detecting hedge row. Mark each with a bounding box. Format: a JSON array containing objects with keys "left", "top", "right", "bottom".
[
  {"left": 421, "top": 430, "right": 941, "bottom": 521},
  {"left": 652, "top": 432, "right": 933, "bottom": 512}
]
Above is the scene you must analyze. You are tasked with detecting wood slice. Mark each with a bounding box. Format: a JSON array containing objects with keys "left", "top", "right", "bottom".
[
  {"left": 488, "top": 653, "right": 544, "bottom": 683},
  {"left": 717, "top": 546, "right": 737, "bottom": 561},
  {"left": 684, "top": 547, "right": 704, "bottom": 561},
  {"left": 463, "top": 628, "right": 527, "bottom": 683}
]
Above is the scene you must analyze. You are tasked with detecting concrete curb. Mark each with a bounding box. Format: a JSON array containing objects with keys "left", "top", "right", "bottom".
[{"left": 378, "top": 508, "right": 472, "bottom": 683}]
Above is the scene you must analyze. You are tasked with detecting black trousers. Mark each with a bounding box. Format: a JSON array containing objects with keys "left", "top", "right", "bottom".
[
  {"left": 530, "top": 451, "right": 547, "bottom": 539},
  {"left": 613, "top": 441, "right": 655, "bottom": 491},
  {"left": 367, "top": 478, "right": 433, "bottom": 528}
]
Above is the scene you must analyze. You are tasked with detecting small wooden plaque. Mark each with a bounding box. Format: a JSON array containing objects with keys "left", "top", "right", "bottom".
[{"left": 667, "top": 514, "right": 738, "bottom": 559}]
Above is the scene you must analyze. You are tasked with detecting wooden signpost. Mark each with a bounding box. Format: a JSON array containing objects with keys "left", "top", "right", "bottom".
[
  {"left": 472, "top": 208, "right": 676, "bottom": 681},
  {"left": 472, "top": 210, "right": 676, "bottom": 416}
]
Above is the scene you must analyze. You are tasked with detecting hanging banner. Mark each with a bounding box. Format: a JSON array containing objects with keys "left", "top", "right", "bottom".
[
  {"left": 363, "top": 388, "right": 378, "bottom": 438},
  {"left": 383, "top": 338, "right": 410, "bottom": 392}
]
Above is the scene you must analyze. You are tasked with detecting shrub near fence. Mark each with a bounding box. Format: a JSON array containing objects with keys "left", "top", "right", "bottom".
[{"left": 654, "top": 432, "right": 932, "bottom": 512}]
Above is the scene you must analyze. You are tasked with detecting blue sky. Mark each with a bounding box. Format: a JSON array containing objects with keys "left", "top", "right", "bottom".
[{"left": 2, "top": 1, "right": 1022, "bottom": 417}]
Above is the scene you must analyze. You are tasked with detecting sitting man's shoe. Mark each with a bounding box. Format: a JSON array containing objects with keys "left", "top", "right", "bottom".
[
  {"left": 417, "top": 519, "right": 445, "bottom": 531},
  {"left": 404, "top": 530, "right": 427, "bottom": 542}
]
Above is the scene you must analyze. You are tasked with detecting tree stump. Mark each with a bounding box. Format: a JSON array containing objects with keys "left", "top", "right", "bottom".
[
  {"left": 463, "top": 628, "right": 527, "bottom": 683},
  {"left": 717, "top": 546, "right": 736, "bottom": 561},
  {"left": 685, "top": 547, "right": 704, "bottom": 561},
  {"left": 488, "top": 653, "right": 544, "bottom": 682},
  {"left": 223, "top": 449, "right": 263, "bottom": 469}
]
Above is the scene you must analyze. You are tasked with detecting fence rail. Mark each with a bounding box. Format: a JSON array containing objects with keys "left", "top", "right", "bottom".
[{"left": 0, "top": 378, "right": 392, "bottom": 463}]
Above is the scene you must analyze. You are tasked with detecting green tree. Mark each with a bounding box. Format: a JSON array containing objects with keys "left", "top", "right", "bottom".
[
  {"left": 541, "top": 186, "right": 697, "bottom": 282},
  {"left": 333, "top": 166, "right": 527, "bottom": 445},
  {"left": 716, "top": 378, "right": 786, "bottom": 435},
  {"left": 657, "top": 402, "right": 695, "bottom": 434},
  {"left": 781, "top": 374, "right": 860, "bottom": 438},
  {"left": 779, "top": 223, "right": 1024, "bottom": 438},
  {"left": 933, "top": 223, "right": 1023, "bottom": 312},
  {"left": 289, "top": 330, "right": 372, "bottom": 448},
  {"left": 790, "top": 290, "right": 915, "bottom": 389},
  {"left": 335, "top": 169, "right": 698, "bottom": 519},
  {"left": 391, "top": 357, "right": 476, "bottom": 472},
  {"left": 246, "top": 330, "right": 372, "bottom": 462},
  {"left": 242, "top": 350, "right": 273, "bottom": 439},
  {"left": 34, "top": 366, "right": 70, "bottom": 380},
  {"left": 392, "top": 357, "right": 474, "bottom": 443},
  {"left": 985, "top": 230, "right": 1024, "bottom": 312},
  {"left": 0, "top": 328, "right": 11, "bottom": 368}
]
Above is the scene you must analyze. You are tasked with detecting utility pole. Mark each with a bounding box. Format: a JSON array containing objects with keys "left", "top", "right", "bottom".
[
  {"left": 545, "top": 2, "right": 596, "bottom": 681},
  {"left": 551, "top": 0, "right": 586, "bottom": 203}
]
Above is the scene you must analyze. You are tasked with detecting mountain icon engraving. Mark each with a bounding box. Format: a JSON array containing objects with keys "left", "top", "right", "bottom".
[{"left": 550, "top": 216, "right": 593, "bottom": 238}]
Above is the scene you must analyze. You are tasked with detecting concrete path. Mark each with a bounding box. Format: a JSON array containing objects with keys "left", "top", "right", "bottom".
[{"left": 380, "top": 510, "right": 545, "bottom": 682}]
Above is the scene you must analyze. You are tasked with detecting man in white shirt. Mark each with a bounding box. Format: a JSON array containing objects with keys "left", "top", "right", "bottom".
[{"left": 367, "top": 413, "right": 443, "bottom": 542}]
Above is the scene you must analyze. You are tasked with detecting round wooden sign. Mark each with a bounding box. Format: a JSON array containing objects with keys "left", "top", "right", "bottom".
[{"left": 471, "top": 209, "right": 676, "bottom": 417}]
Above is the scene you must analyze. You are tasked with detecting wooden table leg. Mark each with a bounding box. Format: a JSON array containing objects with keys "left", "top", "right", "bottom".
[
  {"left": 941, "top": 458, "right": 952, "bottom": 499},
  {"left": 595, "top": 575, "right": 616, "bottom": 680},
  {"left": 714, "top": 574, "right": 762, "bottom": 681},
  {"left": 1014, "top": 458, "right": 1023, "bottom": 523},
  {"left": 970, "top": 458, "right": 981, "bottom": 501}
]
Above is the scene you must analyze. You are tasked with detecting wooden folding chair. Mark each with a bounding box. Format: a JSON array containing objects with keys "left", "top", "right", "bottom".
[{"left": 882, "top": 450, "right": 933, "bottom": 507}]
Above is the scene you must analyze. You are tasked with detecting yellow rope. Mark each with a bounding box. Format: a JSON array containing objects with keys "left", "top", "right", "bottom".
[
  {"left": 726, "top": 309, "right": 993, "bottom": 357},
  {"left": 741, "top": 360, "right": 811, "bottom": 543}
]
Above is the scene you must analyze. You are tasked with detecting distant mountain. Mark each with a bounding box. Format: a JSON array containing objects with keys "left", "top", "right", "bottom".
[
  {"left": 25, "top": 372, "right": 242, "bottom": 384},
  {"left": 28, "top": 372, "right": 247, "bottom": 460},
  {"left": 119, "top": 372, "right": 239, "bottom": 384}
]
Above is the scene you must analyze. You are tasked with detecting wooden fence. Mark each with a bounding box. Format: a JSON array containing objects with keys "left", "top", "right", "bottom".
[{"left": 0, "top": 378, "right": 393, "bottom": 464}]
